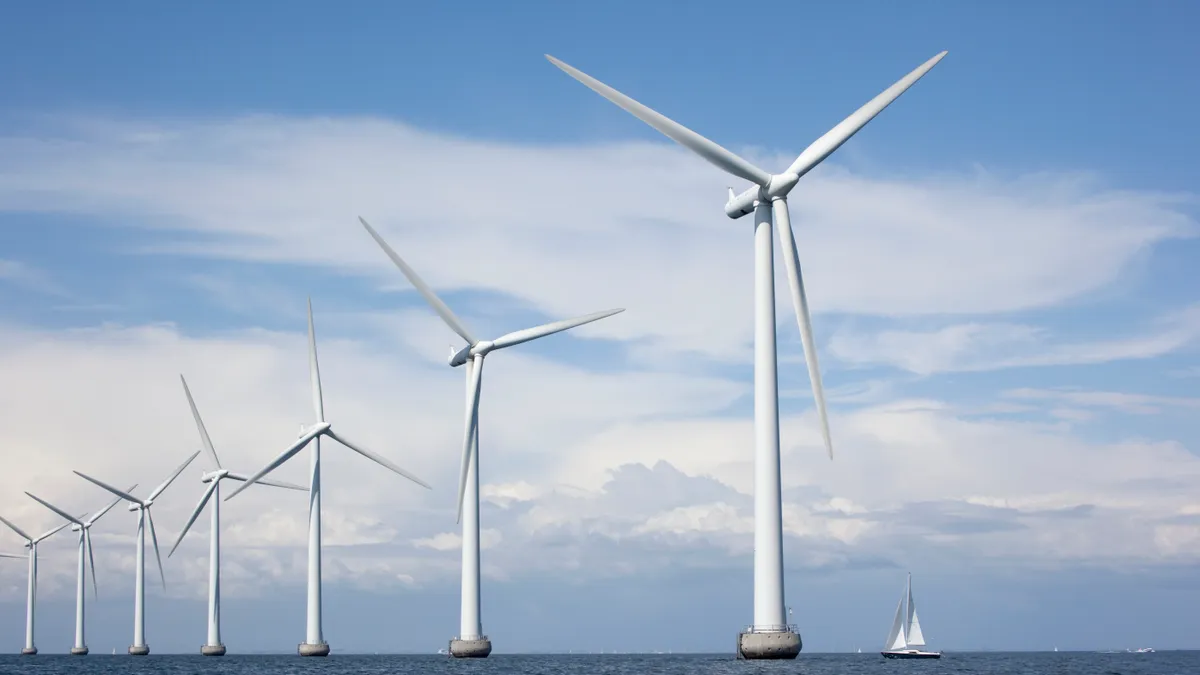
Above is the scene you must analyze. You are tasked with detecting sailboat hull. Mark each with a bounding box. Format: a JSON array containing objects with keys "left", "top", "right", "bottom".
[{"left": 882, "top": 650, "right": 941, "bottom": 659}]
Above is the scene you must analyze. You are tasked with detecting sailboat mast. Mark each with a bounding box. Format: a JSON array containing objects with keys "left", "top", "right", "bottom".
[{"left": 903, "top": 573, "right": 911, "bottom": 644}]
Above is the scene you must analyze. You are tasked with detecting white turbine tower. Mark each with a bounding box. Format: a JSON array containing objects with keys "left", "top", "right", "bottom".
[
  {"left": 169, "top": 374, "right": 307, "bottom": 656},
  {"left": 357, "top": 216, "right": 625, "bottom": 658},
  {"left": 224, "top": 298, "right": 431, "bottom": 657},
  {"left": 546, "top": 50, "right": 947, "bottom": 659},
  {"left": 0, "top": 515, "right": 72, "bottom": 655},
  {"left": 24, "top": 489, "right": 134, "bottom": 655},
  {"left": 75, "top": 450, "right": 201, "bottom": 655}
]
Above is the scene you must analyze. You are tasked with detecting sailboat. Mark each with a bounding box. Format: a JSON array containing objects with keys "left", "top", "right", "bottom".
[{"left": 881, "top": 573, "right": 941, "bottom": 659}]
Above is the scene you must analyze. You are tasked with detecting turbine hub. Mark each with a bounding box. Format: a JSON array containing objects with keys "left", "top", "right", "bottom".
[
  {"left": 201, "top": 469, "right": 228, "bottom": 483},
  {"left": 468, "top": 340, "right": 495, "bottom": 359}
]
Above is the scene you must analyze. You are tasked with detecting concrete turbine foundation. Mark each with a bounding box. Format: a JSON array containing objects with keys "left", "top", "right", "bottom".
[
  {"left": 70, "top": 647, "right": 88, "bottom": 655},
  {"left": 299, "top": 642, "right": 330, "bottom": 657},
  {"left": 20, "top": 647, "right": 37, "bottom": 655},
  {"left": 201, "top": 644, "right": 227, "bottom": 656},
  {"left": 736, "top": 629, "right": 802, "bottom": 660},
  {"left": 128, "top": 644, "right": 149, "bottom": 656},
  {"left": 449, "top": 637, "right": 492, "bottom": 658}
]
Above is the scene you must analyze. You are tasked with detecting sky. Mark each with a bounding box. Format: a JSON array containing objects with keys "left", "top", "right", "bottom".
[{"left": 1, "top": 0, "right": 1199, "bottom": 655}]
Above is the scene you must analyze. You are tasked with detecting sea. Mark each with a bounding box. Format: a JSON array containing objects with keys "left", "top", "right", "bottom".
[{"left": 0, "top": 652, "right": 1196, "bottom": 675}]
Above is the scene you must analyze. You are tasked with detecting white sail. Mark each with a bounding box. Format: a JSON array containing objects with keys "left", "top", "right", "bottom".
[
  {"left": 907, "top": 607, "right": 926, "bottom": 647},
  {"left": 884, "top": 596, "right": 907, "bottom": 650}
]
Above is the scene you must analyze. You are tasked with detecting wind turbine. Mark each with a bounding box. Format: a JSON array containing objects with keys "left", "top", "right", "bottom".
[
  {"left": 357, "top": 215, "right": 625, "bottom": 658},
  {"left": 24, "top": 489, "right": 134, "bottom": 655},
  {"left": 169, "top": 374, "right": 307, "bottom": 656},
  {"left": 546, "top": 50, "right": 947, "bottom": 659},
  {"left": 74, "top": 450, "right": 201, "bottom": 655},
  {"left": 224, "top": 298, "right": 431, "bottom": 657},
  {"left": 0, "top": 514, "right": 73, "bottom": 655}
]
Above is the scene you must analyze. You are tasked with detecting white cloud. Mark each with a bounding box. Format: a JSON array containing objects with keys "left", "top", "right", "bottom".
[
  {"left": 0, "top": 115, "right": 1194, "bottom": 365},
  {"left": 829, "top": 305, "right": 1200, "bottom": 374}
]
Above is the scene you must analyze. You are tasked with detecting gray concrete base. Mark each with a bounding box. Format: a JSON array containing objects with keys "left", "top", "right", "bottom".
[
  {"left": 20, "top": 647, "right": 37, "bottom": 656},
  {"left": 201, "top": 644, "right": 227, "bottom": 656},
  {"left": 70, "top": 647, "right": 89, "bottom": 655},
  {"left": 298, "top": 642, "right": 330, "bottom": 657},
  {"left": 737, "top": 630, "right": 802, "bottom": 660},
  {"left": 128, "top": 644, "right": 150, "bottom": 656},
  {"left": 449, "top": 637, "right": 492, "bottom": 658}
]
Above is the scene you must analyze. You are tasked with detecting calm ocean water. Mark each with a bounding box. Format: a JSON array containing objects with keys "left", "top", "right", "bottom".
[{"left": 0, "top": 652, "right": 1196, "bottom": 675}]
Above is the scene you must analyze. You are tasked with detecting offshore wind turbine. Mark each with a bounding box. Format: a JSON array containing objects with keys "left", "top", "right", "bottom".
[
  {"left": 24, "top": 489, "right": 133, "bottom": 655},
  {"left": 546, "top": 51, "right": 947, "bottom": 659},
  {"left": 169, "top": 374, "right": 307, "bottom": 656},
  {"left": 224, "top": 298, "right": 431, "bottom": 657},
  {"left": 357, "top": 216, "right": 624, "bottom": 658},
  {"left": 75, "top": 450, "right": 200, "bottom": 655},
  {"left": 0, "top": 515, "right": 72, "bottom": 655}
]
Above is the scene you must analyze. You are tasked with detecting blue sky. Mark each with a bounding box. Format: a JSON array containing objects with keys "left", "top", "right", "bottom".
[{"left": 1, "top": 0, "right": 1199, "bottom": 655}]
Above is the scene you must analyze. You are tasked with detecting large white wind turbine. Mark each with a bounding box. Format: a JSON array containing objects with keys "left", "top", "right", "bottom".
[
  {"left": 168, "top": 374, "right": 307, "bottom": 656},
  {"left": 357, "top": 215, "right": 624, "bottom": 658},
  {"left": 546, "top": 51, "right": 946, "bottom": 659},
  {"left": 0, "top": 515, "right": 72, "bottom": 655},
  {"left": 224, "top": 298, "right": 431, "bottom": 657},
  {"left": 24, "top": 489, "right": 133, "bottom": 655},
  {"left": 74, "top": 450, "right": 200, "bottom": 655}
]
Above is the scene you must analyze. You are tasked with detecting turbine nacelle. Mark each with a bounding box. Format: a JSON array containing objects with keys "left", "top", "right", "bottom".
[
  {"left": 201, "top": 469, "right": 230, "bottom": 483},
  {"left": 449, "top": 344, "right": 472, "bottom": 367}
]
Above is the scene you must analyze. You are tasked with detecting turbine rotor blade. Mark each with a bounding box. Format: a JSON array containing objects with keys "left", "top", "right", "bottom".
[
  {"left": 307, "top": 298, "right": 326, "bottom": 423},
  {"left": 146, "top": 509, "right": 166, "bottom": 590},
  {"left": 148, "top": 450, "right": 202, "bottom": 502},
  {"left": 86, "top": 486, "right": 138, "bottom": 526},
  {"left": 35, "top": 519, "right": 73, "bottom": 543},
  {"left": 358, "top": 217, "right": 478, "bottom": 345},
  {"left": 169, "top": 481, "right": 218, "bottom": 558},
  {"left": 225, "top": 473, "right": 308, "bottom": 491},
  {"left": 0, "top": 553, "right": 25, "bottom": 559},
  {"left": 546, "top": 55, "right": 774, "bottom": 187},
  {"left": 180, "top": 374, "right": 222, "bottom": 469},
  {"left": 326, "top": 429, "right": 431, "bottom": 490},
  {"left": 490, "top": 309, "right": 625, "bottom": 351},
  {"left": 773, "top": 199, "right": 833, "bottom": 459},
  {"left": 86, "top": 529, "right": 98, "bottom": 599},
  {"left": 24, "top": 492, "right": 86, "bottom": 526},
  {"left": 223, "top": 426, "right": 324, "bottom": 502},
  {"left": 784, "top": 51, "right": 948, "bottom": 181},
  {"left": 457, "top": 354, "right": 485, "bottom": 524},
  {"left": 0, "top": 515, "right": 32, "bottom": 542},
  {"left": 73, "top": 472, "right": 143, "bottom": 506}
]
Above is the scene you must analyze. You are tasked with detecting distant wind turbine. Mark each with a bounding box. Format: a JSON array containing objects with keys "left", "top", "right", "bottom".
[
  {"left": 169, "top": 374, "right": 307, "bottom": 656},
  {"left": 0, "top": 514, "right": 74, "bottom": 655},
  {"left": 224, "top": 298, "right": 431, "bottom": 657},
  {"left": 75, "top": 451, "right": 200, "bottom": 655},
  {"left": 24, "top": 489, "right": 134, "bottom": 655},
  {"left": 357, "top": 215, "right": 624, "bottom": 658},
  {"left": 546, "top": 50, "right": 946, "bottom": 659}
]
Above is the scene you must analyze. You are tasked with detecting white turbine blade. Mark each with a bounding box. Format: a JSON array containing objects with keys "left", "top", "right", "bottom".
[
  {"left": 307, "top": 298, "right": 327, "bottom": 423},
  {"left": 169, "top": 481, "right": 217, "bottom": 558},
  {"left": 225, "top": 472, "right": 308, "bottom": 491},
  {"left": 85, "top": 529, "right": 98, "bottom": 599},
  {"left": 223, "top": 426, "right": 324, "bottom": 502},
  {"left": 24, "top": 492, "right": 86, "bottom": 526},
  {"left": 456, "top": 354, "right": 484, "bottom": 524},
  {"left": 326, "top": 429, "right": 432, "bottom": 490},
  {"left": 358, "top": 217, "right": 478, "bottom": 345},
  {"left": 490, "top": 308, "right": 625, "bottom": 351},
  {"left": 546, "top": 55, "right": 773, "bottom": 187},
  {"left": 34, "top": 519, "right": 73, "bottom": 543},
  {"left": 773, "top": 200, "right": 833, "bottom": 459},
  {"left": 148, "top": 450, "right": 202, "bottom": 502},
  {"left": 0, "top": 552, "right": 25, "bottom": 559},
  {"left": 0, "top": 515, "right": 32, "bottom": 542},
  {"left": 784, "top": 51, "right": 947, "bottom": 180},
  {"left": 180, "top": 374, "right": 222, "bottom": 469},
  {"left": 86, "top": 486, "right": 138, "bottom": 526},
  {"left": 74, "top": 471, "right": 143, "bottom": 506},
  {"left": 146, "top": 509, "right": 166, "bottom": 590}
]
